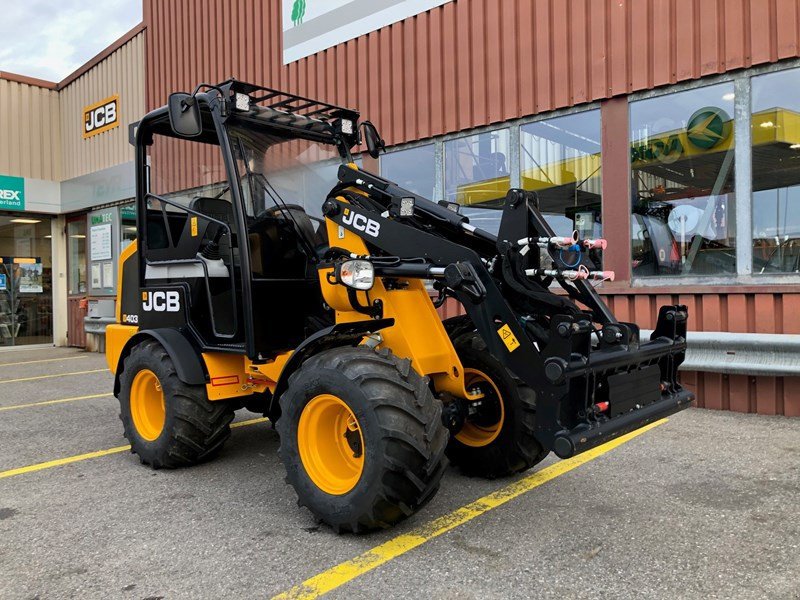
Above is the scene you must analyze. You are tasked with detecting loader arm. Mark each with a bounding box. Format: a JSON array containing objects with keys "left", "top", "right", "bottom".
[{"left": 321, "top": 165, "right": 694, "bottom": 458}]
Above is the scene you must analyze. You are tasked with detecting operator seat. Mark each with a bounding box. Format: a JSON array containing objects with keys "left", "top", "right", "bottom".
[
  {"left": 248, "top": 204, "right": 325, "bottom": 278},
  {"left": 189, "top": 196, "right": 236, "bottom": 263}
]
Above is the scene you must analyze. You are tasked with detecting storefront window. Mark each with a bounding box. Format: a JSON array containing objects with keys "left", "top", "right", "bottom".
[
  {"left": 445, "top": 129, "right": 510, "bottom": 234},
  {"left": 521, "top": 110, "right": 602, "bottom": 262},
  {"left": 380, "top": 144, "right": 436, "bottom": 198},
  {"left": 0, "top": 215, "right": 53, "bottom": 346},
  {"left": 120, "top": 203, "right": 137, "bottom": 251},
  {"left": 751, "top": 68, "right": 800, "bottom": 273},
  {"left": 630, "top": 83, "right": 736, "bottom": 276},
  {"left": 67, "top": 219, "right": 86, "bottom": 295}
]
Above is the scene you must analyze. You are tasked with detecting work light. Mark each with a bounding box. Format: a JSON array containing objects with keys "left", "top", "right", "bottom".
[
  {"left": 234, "top": 93, "right": 251, "bottom": 111},
  {"left": 336, "top": 259, "right": 374, "bottom": 290}
]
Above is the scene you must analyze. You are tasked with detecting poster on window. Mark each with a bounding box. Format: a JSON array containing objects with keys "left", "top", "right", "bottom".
[
  {"left": 90, "top": 223, "right": 113, "bottom": 261},
  {"left": 282, "top": 0, "right": 453, "bottom": 63},
  {"left": 18, "top": 262, "right": 43, "bottom": 293}
]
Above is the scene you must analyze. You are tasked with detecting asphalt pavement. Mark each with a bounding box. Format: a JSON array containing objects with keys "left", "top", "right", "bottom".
[{"left": 0, "top": 346, "right": 798, "bottom": 600}]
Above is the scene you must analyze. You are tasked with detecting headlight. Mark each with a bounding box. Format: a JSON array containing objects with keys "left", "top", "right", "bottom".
[{"left": 337, "top": 259, "right": 374, "bottom": 290}]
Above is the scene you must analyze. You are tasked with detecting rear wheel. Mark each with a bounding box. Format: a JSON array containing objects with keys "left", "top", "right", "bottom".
[
  {"left": 447, "top": 333, "right": 548, "bottom": 478},
  {"left": 277, "top": 346, "right": 448, "bottom": 533},
  {"left": 118, "top": 339, "right": 235, "bottom": 469}
]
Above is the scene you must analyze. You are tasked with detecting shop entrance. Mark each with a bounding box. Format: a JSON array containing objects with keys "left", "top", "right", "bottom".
[
  {"left": 0, "top": 214, "right": 53, "bottom": 346},
  {"left": 67, "top": 215, "right": 88, "bottom": 347}
]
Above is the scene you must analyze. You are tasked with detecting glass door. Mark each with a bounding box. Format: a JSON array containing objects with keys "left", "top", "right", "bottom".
[
  {"left": 0, "top": 214, "right": 53, "bottom": 346},
  {"left": 67, "top": 216, "right": 88, "bottom": 347}
]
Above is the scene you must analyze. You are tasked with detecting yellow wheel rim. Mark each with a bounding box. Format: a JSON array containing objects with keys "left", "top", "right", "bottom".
[
  {"left": 297, "top": 394, "right": 365, "bottom": 495},
  {"left": 456, "top": 368, "right": 505, "bottom": 448},
  {"left": 130, "top": 369, "right": 166, "bottom": 441}
]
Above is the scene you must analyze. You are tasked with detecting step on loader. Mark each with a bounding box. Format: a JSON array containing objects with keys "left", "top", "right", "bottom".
[{"left": 106, "top": 80, "right": 694, "bottom": 532}]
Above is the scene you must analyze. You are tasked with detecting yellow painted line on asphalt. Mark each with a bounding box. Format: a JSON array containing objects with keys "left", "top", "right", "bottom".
[
  {"left": 0, "top": 445, "right": 132, "bottom": 480},
  {"left": 232, "top": 417, "right": 269, "bottom": 429},
  {"left": 272, "top": 419, "right": 669, "bottom": 600},
  {"left": 0, "top": 392, "right": 113, "bottom": 412},
  {"left": 0, "top": 355, "right": 91, "bottom": 368},
  {"left": 0, "top": 369, "right": 107, "bottom": 384},
  {"left": 0, "top": 417, "right": 269, "bottom": 481}
]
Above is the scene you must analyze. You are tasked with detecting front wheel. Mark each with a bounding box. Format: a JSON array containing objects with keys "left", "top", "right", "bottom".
[
  {"left": 446, "top": 333, "right": 548, "bottom": 478},
  {"left": 276, "top": 346, "right": 448, "bottom": 533},
  {"left": 118, "top": 339, "right": 235, "bottom": 469}
]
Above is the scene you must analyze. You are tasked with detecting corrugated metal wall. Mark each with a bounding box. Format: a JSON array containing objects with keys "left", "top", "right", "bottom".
[
  {"left": 0, "top": 79, "right": 61, "bottom": 181},
  {"left": 59, "top": 31, "right": 145, "bottom": 180},
  {"left": 145, "top": 0, "right": 800, "bottom": 146}
]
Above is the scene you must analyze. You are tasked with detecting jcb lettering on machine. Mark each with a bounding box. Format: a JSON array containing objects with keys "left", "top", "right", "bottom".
[
  {"left": 342, "top": 208, "right": 380, "bottom": 237},
  {"left": 142, "top": 291, "right": 180, "bottom": 312}
]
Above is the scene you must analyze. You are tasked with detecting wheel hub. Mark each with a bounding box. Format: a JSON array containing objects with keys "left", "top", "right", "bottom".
[
  {"left": 297, "top": 394, "right": 365, "bottom": 495},
  {"left": 129, "top": 369, "right": 166, "bottom": 441},
  {"left": 454, "top": 368, "right": 505, "bottom": 447}
]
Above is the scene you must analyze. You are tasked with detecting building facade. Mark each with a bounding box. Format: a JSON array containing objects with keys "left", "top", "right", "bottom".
[
  {"left": 0, "top": 25, "right": 144, "bottom": 349},
  {"left": 2, "top": 0, "right": 800, "bottom": 416}
]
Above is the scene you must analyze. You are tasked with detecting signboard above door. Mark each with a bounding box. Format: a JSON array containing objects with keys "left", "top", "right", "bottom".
[
  {"left": 282, "top": 0, "right": 453, "bottom": 63},
  {"left": 0, "top": 174, "right": 24, "bottom": 211},
  {"left": 83, "top": 94, "right": 120, "bottom": 139}
]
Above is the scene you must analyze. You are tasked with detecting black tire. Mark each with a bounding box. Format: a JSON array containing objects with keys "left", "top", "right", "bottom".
[
  {"left": 447, "top": 332, "right": 548, "bottom": 478},
  {"left": 118, "top": 339, "right": 235, "bottom": 469},
  {"left": 276, "top": 346, "right": 448, "bottom": 533}
]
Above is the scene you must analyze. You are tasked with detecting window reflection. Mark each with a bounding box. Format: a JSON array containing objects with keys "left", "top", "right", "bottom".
[
  {"left": 752, "top": 68, "right": 800, "bottom": 273},
  {"left": 445, "top": 129, "right": 510, "bottom": 234},
  {"left": 381, "top": 144, "right": 435, "bottom": 198},
  {"left": 630, "top": 83, "right": 736, "bottom": 276},
  {"left": 521, "top": 111, "right": 602, "bottom": 264}
]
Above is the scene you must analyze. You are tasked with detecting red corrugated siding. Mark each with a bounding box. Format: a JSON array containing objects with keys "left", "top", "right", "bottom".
[{"left": 144, "top": 0, "right": 800, "bottom": 147}]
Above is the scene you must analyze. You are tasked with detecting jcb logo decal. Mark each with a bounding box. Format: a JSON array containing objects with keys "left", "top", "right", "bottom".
[
  {"left": 342, "top": 208, "right": 380, "bottom": 238},
  {"left": 83, "top": 95, "right": 120, "bottom": 139},
  {"left": 142, "top": 291, "right": 180, "bottom": 312}
]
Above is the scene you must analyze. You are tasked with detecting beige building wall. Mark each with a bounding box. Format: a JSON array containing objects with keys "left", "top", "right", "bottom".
[
  {"left": 0, "top": 78, "right": 62, "bottom": 181},
  {"left": 59, "top": 30, "right": 145, "bottom": 180}
]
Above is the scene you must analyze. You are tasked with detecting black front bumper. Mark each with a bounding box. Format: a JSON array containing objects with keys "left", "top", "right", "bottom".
[
  {"left": 536, "top": 304, "right": 694, "bottom": 459},
  {"left": 551, "top": 387, "right": 694, "bottom": 458}
]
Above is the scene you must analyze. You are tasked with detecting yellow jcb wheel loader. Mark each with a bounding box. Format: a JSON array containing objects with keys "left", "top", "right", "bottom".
[{"left": 106, "top": 80, "right": 693, "bottom": 533}]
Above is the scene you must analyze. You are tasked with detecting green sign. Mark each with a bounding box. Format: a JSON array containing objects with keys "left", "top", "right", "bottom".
[
  {"left": 0, "top": 175, "right": 24, "bottom": 211},
  {"left": 120, "top": 205, "right": 136, "bottom": 220},
  {"left": 687, "top": 107, "right": 732, "bottom": 150},
  {"left": 91, "top": 211, "right": 114, "bottom": 225}
]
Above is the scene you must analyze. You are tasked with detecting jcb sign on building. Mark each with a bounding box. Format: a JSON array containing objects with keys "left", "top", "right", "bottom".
[{"left": 83, "top": 95, "right": 120, "bottom": 139}]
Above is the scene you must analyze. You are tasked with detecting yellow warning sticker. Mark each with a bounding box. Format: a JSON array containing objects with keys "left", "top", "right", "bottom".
[
  {"left": 190, "top": 216, "right": 198, "bottom": 237},
  {"left": 497, "top": 323, "right": 520, "bottom": 352}
]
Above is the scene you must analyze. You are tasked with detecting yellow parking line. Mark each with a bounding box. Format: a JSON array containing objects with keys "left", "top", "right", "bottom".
[
  {"left": 232, "top": 417, "right": 269, "bottom": 429},
  {"left": 0, "top": 445, "right": 132, "bottom": 480},
  {"left": 272, "top": 419, "right": 668, "bottom": 600},
  {"left": 0, "top": 417, "right": 269, "bottom": 480},
  {"left": 0, "top": 355, "right": 90, "bottom": 368},
  {"left": 0, "top": 393, "right": 114, "bottom": 412},
  {"left": 0, "top": 369, "right": 107, "bottom": 384}
]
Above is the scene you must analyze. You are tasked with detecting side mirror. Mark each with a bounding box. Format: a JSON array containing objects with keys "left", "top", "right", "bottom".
[
  {"left": 361, "top": 121, "right": 385, "bottom": 159},
  {"left": 168, "top": 92, "right": 202, "bottom": 137}
]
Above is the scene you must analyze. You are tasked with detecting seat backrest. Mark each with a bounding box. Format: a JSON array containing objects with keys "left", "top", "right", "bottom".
[
  {"left": 271, "top": 204, "right": 322, "bottom": 247},
  {"left": 190, "top": 197, "right": 235, "bottom": 260}
]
